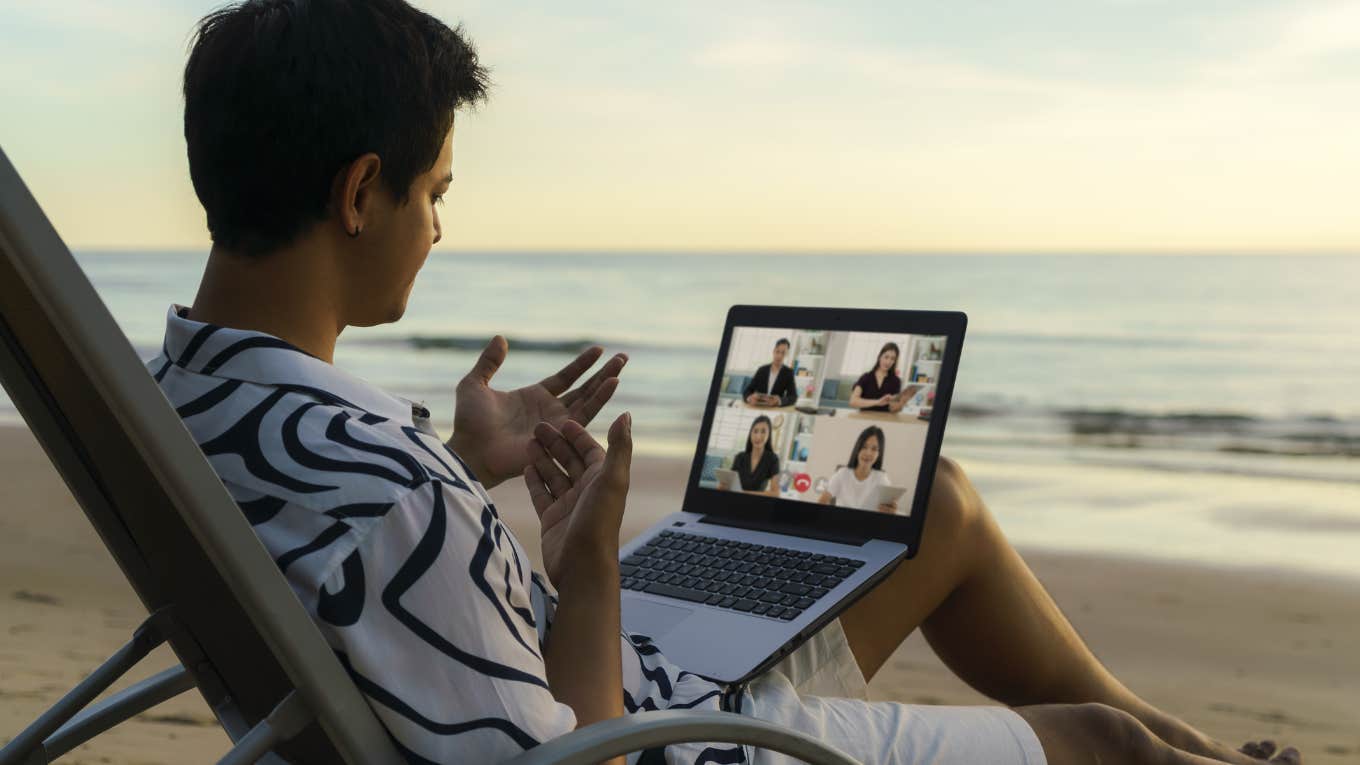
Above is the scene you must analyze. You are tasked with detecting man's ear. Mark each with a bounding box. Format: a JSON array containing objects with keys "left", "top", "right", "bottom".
[{"left": 333, "top": 153, "right": 383, "bottom": 237}]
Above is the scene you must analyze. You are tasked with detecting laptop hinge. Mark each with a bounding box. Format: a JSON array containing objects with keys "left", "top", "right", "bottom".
[{"left": 696, "top": 514, "right": 872, "bottom": 547}]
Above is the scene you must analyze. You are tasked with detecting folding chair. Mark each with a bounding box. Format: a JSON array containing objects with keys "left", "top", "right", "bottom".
[{"left": 0, "top": 146, "right": 860, "bottom": 765}]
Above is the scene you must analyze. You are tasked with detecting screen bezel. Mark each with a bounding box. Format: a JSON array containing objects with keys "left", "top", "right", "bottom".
[{"left": 682, "top": 305, "right": 968, "bottom": 552}]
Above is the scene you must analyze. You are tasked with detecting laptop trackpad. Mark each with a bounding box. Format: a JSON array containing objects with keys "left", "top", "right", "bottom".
[{"left": 622, "top": 599, "right": 693, "bottom": 639}]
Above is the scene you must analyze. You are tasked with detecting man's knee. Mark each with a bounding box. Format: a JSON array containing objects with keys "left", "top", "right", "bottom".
[{"left": 925, "top": 456, "right": 985, "bottom": 541}]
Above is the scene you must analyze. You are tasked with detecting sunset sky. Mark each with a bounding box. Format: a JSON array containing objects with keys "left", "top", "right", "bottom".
[{"left": 4, "top": 0, "right": 1360, "bottom": 252}]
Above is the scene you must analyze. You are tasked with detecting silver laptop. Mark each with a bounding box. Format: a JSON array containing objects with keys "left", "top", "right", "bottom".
[{"left": 620, "top": 305, "right": 967, "bottom": 683}]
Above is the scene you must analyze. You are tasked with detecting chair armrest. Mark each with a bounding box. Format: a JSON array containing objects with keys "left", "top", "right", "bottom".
[{"left": 502, "top": 710, "right": 861, "bottom": 765}]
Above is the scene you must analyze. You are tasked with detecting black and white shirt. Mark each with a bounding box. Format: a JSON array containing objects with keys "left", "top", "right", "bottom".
[{"left": 148, "top": 305, "right": 746, "bottom": 765}]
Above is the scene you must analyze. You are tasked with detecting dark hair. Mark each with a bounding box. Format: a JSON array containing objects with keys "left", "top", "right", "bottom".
[
  {"left": 183, "top": 0, "right": 489, "bottom": 256},
  {"left": 846, "top": 426, "right": 885, "bottom": 471},
  {"left": 774, "top": 338, "right": 790, "bottom": 350},
  {"left": 867, "top": 342, "right": 901, "bottom": 377},
  {"left": 745, "top": 415, "right": 773, "bottom": 456}
]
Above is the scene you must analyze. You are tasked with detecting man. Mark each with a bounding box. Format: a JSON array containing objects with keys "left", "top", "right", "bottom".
[
  {"left": 152, "top": 1, "right": 1298, "bottom": 763},
  {"left": 742, "top": 338, "right": 797, "bottom": 407}
]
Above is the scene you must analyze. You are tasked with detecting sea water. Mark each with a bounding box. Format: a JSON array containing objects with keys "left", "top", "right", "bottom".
[{"left": 5, "top": 252, "right": 1358, "bottom": 579}]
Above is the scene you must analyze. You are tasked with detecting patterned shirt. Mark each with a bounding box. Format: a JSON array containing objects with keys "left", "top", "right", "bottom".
[{"left": 148, "top": 305, "right": 746, "bottom": 764}]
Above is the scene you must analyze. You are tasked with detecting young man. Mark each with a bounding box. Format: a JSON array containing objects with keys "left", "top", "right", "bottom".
[
  {"left": 742, "top": 338, "right": 797, "bottom": 407},
  {"left": 154, "top": 1, "right": 1299, "bottom": 763}
]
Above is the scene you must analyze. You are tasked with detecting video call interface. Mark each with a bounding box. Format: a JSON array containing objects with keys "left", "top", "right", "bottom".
[{"left": 697, "top": 326, "right": 947, "bottom": 515}]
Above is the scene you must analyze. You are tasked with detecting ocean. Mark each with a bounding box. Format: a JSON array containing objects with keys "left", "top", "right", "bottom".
[{"left": 4, "top": 252, "right": 1359, "bottom": 579}]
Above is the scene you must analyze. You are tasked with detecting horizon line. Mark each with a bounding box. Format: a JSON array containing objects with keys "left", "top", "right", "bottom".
[{"left": 66, "top": 245, "right": 1360, "bottom": 257}]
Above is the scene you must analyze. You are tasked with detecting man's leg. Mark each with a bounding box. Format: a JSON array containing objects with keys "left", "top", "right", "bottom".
[{"left": 837, "top": 458, "right": 1277, "bottom": 764}]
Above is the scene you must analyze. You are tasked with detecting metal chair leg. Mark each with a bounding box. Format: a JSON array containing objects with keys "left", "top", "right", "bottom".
[
  {"left": 0, "top": 609, "right": 176, "bottom": 765},
  {"left": 38, "top": 666, "right": 196, "bottom": 762}
]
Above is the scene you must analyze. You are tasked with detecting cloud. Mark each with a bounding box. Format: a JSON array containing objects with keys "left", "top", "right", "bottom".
[
  {"left": 1198, "top": 0, "right": 1360, "bottom": 83},
  {"left": 696, "top": 37, "right": 809, "bottom": 71}
]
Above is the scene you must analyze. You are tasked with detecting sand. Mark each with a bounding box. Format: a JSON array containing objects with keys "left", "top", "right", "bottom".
[{"left": 1, "top": 422, "right": 1356, "bottom": 764}]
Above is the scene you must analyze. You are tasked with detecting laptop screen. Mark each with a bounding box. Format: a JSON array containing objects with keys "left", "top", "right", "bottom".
[{"left": 696, "top": 325, "right": 948, "bottom": 517}]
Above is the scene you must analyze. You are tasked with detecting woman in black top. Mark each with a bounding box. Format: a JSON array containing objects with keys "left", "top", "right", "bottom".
[
  {"left": 849, "top": 341, "right": 904, "bottom": 412},
  {"left": 720, "top": 415, "right": 781, "bottom": 496}
]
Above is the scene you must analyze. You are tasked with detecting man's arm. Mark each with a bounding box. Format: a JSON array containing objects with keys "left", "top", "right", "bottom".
[
  {"left": 524, "top": 416, "right": 633, "bottom": 765},
  {"left": 543, "top": 553, "right": 624, "bottom": 735},
  {"left": 742, "top": 366, "right": 764, "bottom": 402}
]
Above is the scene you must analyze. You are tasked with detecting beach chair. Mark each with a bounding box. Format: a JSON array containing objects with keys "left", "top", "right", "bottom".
[{"left": 0, "top": 146, "right": 860, "bottom": 765}]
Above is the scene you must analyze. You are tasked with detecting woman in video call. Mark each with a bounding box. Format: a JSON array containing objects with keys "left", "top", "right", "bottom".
[
  {"left": 718, "top": 415, "right": 782, "bottom": 496},
  {"left": 849, "top": 341, "right": 905, "bottom": 412},
  {"left": 818, "top": 425, "right": 899, "bottom": 512}
]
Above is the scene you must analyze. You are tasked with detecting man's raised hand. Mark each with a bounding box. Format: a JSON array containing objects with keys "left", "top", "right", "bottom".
[
  {"left": 524, "top": 414, "right": 633, "bottom": 586},
  {"left": 449, "top": 336, "right": 626, "bottom": 488}
]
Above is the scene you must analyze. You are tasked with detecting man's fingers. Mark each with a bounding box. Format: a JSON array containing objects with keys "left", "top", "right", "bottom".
[
  {"left": 463, "top": 335, "right": 508, "bottom": 387},
  {"left": 569, "top": 376, "right": 620, "bottom": 426},
  {"left": 523, "top": 465, "right": 554, "bottom": 515},
  {"left": 527, "top": 439, "right": 571, "bottom": 498},
  {"left": 563, "top": 353, "right": 628, "bottom": 407},
  {"left": 535, "top": 421, "right": 586, "bottom": 480},
  {"left": 541, "top": 346, "right": 605, "bottom": 396},
  {"left": 604, "top": 412, "right": 633, "bottom": 479},
  {"left": 560, "top": 419, "right": 606, "bottom": 468}
]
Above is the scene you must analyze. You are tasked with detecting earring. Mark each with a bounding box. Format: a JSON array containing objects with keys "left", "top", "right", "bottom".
[{"left": 347, "top": 226, "right": 361, "bottom": 238}]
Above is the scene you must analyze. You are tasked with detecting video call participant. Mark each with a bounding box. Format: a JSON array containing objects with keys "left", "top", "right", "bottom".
[
  {"left": 718, "top": 415, "right": 782, "bottom": 496},
  {"left": 742, "top": 337, "right": 797, "bottom": 407},
  {"left": 849, "top": 341, "right": 904, "bottom": 412},
  {"left": 818, "top": 425, "right": 898, "bottom": 512}
]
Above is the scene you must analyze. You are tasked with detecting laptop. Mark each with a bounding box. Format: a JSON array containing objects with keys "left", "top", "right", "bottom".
[{"left": 619, "top": 305, "right": 966, "bottom": 684}]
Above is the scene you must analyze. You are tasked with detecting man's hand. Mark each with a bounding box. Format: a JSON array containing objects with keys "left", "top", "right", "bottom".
[
  {"left": 449, "top": 336, "right": 626, "bottom": 488},
  {"left": 525, "top": 415, "right": 632, "bottom": 587}
]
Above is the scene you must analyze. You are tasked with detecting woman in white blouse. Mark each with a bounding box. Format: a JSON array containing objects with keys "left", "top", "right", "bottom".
[{"left": 817, "top": 426, "right": 900, "bottom": 513}]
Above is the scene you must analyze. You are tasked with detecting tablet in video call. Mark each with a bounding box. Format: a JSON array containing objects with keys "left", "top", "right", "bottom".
[{"left": 697, "top": 324, "right": 950, "bottom": 516}]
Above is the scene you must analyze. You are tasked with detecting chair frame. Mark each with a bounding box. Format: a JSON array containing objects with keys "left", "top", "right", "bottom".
[{"left": 0, "top": 145, "right": 860, "bottom": 765}]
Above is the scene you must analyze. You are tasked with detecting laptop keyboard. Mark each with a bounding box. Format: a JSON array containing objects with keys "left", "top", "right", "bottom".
[{"left": 620, "top": 530, "right": 865, "bottom": 621}]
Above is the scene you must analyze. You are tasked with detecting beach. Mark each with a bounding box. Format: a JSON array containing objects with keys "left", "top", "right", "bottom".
[{"left": 2, "top": 422, "right": 1356, "bottom": 763}]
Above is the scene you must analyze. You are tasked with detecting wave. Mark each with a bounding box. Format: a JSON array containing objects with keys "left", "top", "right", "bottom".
[
  {"left": 1058, "top": 409, "right": 1360, "bottom": 457},
  {"left": 946, "top": 407, "right": 1360, "bottom": 459},
  {"left": 1060, "top": 409, "right": 1261, "bottom": 434}
]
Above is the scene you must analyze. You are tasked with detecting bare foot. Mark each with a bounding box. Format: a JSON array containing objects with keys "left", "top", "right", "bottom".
[
  {"left": 1239, "top": 740, "right": 1302, "bottom": 764},
  {"left": 1130, "top": 704, "right": 1302, "bottom": 764}
]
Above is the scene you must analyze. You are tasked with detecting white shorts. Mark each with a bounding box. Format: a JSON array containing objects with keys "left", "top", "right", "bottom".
[{"left": 740, "top": 619, "right": 1047, "bottom": 765}]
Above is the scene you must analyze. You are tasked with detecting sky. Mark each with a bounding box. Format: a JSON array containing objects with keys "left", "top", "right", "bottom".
[{"left": 3, "top": 0, "right": 1360, "bottom": 253}]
